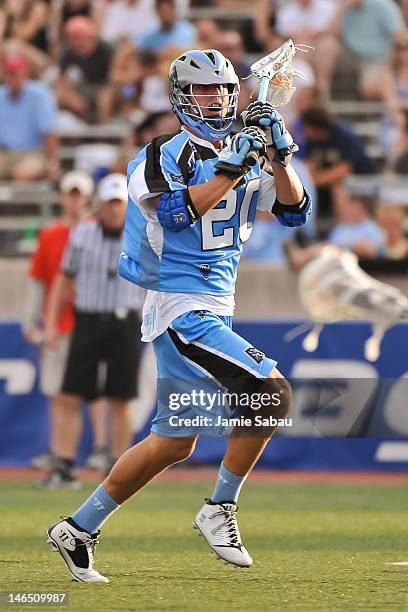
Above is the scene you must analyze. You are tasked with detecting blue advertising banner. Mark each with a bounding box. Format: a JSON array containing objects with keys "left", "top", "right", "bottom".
[{"left": 1, "top": 321, "right": 407, "bottom": 470}]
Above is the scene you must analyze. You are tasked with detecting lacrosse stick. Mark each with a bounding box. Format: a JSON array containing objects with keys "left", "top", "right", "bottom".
[
  {"left": 243, "top": 39, "right": 308, "bottom": 164},
  {"left": 297, "top": 246, "right": 408, "bottom": 362},
  {"left": 248, "top": 39, "right": 303, "bottom": 107}
]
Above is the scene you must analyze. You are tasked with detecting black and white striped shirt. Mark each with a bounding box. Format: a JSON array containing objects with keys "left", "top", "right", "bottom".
[{"left": 62, "top": 220, "right": 144, "bottom": 313}]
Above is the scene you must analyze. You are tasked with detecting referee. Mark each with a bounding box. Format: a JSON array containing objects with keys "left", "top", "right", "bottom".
[{"left": 44, "top": 173, "right": 144, "bottom": 482}]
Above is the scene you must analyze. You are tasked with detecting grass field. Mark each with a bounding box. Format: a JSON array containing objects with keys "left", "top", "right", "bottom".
[{"left": 1, "top": 478, "right": 408, "bottom": 611}]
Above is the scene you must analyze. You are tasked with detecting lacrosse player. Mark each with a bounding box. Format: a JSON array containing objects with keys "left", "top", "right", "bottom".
[{"left": 47, "top": 48, "right": 311, "bottom": 582}]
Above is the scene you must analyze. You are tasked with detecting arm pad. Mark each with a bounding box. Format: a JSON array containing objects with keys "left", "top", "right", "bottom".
[
  {"left": 272, "top": 189, "right": 312, "bottom": 227},
  {"left": 156, "top": 190, "right": 199, "bottom": 232}
]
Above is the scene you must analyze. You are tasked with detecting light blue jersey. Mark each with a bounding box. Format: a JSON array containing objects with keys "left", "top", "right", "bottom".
[{"left": 119, "top": 129, "right": 277, "bottom": 296}]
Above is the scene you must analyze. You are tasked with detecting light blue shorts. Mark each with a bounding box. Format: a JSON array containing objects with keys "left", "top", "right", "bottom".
[{"left": 151, "top": 310, "right": 277, "bottom": 438}]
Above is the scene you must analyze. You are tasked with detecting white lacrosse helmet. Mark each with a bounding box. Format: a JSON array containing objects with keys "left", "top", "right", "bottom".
[{"left": 169, "top": 49, "right": 240, "bottom": 141}]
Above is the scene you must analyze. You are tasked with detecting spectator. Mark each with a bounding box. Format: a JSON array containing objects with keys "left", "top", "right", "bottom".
[
  {"left": 402, "top": 0, "right": 408, "bottom": 25},
  {"left": 256, "top": 0, "right": 338, "bottom": 100},
  {"left": 55, "top": 0, "right": 100, "bottom": 25},
  {"left": 1, "top": 0, "right": 50, "bottom": 76},
  {"left": 50, "top": 0, "right": 103, "bottom": 57},
  {"left": 24, "top": 171, "right": 94, "bottom": 347},
  {"left": 195, "top": 18, "right": 222, "bottom": 50},
  {"left": 388, "top": 109, "right": 408, "bottom": 172},
  {"left": 22, "top": 170, "right": 108, "bottom": 484},
  {"left": 101, "top": 0, "right": 159, "bottom": 45},
  {"left": 218, "top": 30, "right": 254, "bottom": 113},
  {"left": 300, "top": 106, "right": 377, "bottom": 216},
  {"left": 331, "top": 0, "right": 406, "bottom": 100},
  {"left": 99, "top": 0, "right": 189, "bottom": 44},
  {"left": 252, "top": 2, "right": 320, "bottom": 127},
  {"left": 114, "top": 110, "right": 180, "bottom": 173},
  {"left": 0, "top": 0, "right": 53, "bottom": 76},
  {"left": 381, "top": 38, "right": 408, "bottom": 159},
  {"left": 148, "top": 111, "right": 180, "bottom": 138},
  {"left": 108, "top": 48, "right": 170, "bottom": 121},
  {"left": 57, "top": 16, "right": 113, "bottom": 124},
  {"left": 218, "top": 30, "right": 250, "bottom": 80},
  {"left": 0, "top": 53, "right": 59, "bottom": 181},
  {"left": 44, "top": 174, "right": 144, "bottom": 483},
  {"left": 107, "top": 43, "right": 141, "bottom": 118},
  {"left": 376, "top": 205, "right": 408, "bottom": 259},
  {"left": 329, "top": 194, "right": 385, "bottom": 259},
  {"left": 138, "top": 0, "right": 197, "bottom": 56},
  {"left": 136, "top": 50, "right": 171, "bottom": 113},
  {"left": 0, "top": 0, "right": 50, "bottom": 54},
  {"left": 390, "top": 36, "right": 408, "bottom": 114},
  {"left": 254, "top": 0, "right": 286, "bottom": 54}
]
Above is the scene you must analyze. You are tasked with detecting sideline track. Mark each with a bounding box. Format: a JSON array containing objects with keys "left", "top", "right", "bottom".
[{"left": 1, "top": 467, "right": 408, "bottom": 485}]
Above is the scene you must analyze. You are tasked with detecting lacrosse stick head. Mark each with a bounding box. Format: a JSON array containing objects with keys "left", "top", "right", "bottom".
[
  {"left": 299, "top": 246, "right": 408, "bottom": 322},
  {"left": 298, "top": 245, "right": 408, "bottom": 360},
  {"left": 249, "top": 39, "right": 300, "bottom": 107}
]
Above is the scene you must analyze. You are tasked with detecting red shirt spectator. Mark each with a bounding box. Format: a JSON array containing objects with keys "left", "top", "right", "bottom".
[
  {"left": 23, "top": 170, "right": 94, "bottom": 339},
  {"left": 31, "top": 222, "right": 74, "bottom": 334}
]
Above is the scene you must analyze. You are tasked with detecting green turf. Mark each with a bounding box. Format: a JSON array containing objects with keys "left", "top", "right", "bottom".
[{"left": 1, "top": 479, "right": 408, "bottom": 611}]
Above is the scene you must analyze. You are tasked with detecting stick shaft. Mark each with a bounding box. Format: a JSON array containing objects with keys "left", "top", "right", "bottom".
[
  {"left": 244, "top": 76, "right": 270, "bottom": 166},
  {"left": 258, "top": 76, "right": 270, "bottom": 103}
]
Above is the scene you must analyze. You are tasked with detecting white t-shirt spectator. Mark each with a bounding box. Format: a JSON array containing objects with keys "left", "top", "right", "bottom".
[
  {"left": 101, "top": 0, "right": 190, "bottom": 44},
  {"left": 276, "top": 0, "right": 337, "bottom": 36},
  {"left": 101, "top": 0, "right": 158, "bottom": 43},
  {"left": 140, "top": 76, "right": 171, "bottom": 112}
]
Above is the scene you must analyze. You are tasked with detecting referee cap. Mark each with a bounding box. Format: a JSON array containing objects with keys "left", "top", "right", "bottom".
[
  {"left": 60, "top": 170, "right": 94, "bottom": 196},
  {"left": 98, "top": 173, "right": 128, "bottom": 203}
]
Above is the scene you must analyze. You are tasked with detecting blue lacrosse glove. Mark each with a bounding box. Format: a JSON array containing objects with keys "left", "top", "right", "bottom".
[
  {"left": 214, "top": 127, "right": 267, "bottom": 179},
  {"left": 272, "top": 190, "right": 312, "bottom": 227},
  {"left": 242, "top": 101, "right": 299, "bottom": 167}
]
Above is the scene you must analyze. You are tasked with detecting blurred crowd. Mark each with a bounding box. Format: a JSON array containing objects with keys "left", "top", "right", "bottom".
[{"left": 0, "top": 0, "right": 408, "bottom": 264}]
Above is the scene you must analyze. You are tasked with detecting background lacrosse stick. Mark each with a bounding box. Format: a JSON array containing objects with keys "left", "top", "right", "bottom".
[{"left": 297, "top": 246, "right": 408, "bottom": 361}]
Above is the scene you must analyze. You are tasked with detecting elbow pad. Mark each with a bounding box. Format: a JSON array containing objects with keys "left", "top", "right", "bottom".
[
  {"left": 156, "top": 190, "right": 199, "bottom": 232},
  {"left": 272, "top": 189, "right": 312, "bottom": 227}
]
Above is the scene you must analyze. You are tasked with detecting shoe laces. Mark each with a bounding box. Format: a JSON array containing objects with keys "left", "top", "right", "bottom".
[
  {"left": 80, "top": 532, "right": 100, "bottom": 565},
  {"left": 59, "top": 517, "right": 100, "bottom": 563},
  {"left": 211, "top": 505, "right": 241, "bottom": 546}
]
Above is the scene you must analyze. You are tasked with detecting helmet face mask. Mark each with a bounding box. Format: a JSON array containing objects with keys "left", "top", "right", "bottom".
[
  {"left": 178, "top": 83, "right": 238, "bottom": 133},
  {"left": 169, "top": 49, "right": 240, "bottom": 140}
]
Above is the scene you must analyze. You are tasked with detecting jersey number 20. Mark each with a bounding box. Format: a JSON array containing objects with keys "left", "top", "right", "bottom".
[{"left": 201, "top": 179, "right": 260, "bottom": 251}]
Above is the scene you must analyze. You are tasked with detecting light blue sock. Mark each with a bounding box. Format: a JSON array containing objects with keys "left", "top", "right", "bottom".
[
  {"left": 211, "top": 462, "right": 247, "bottom": 504},
  {"left": 71, "top": 484, "right": 120, "bottom": 533}
]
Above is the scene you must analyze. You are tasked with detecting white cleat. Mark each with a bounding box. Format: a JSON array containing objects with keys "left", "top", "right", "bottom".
[
  {"left": 47, "top": 518, "right": 109, "bottom": 583},
  {"left": 193, "top": 499, "right": 253, "bottom": 568}
]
